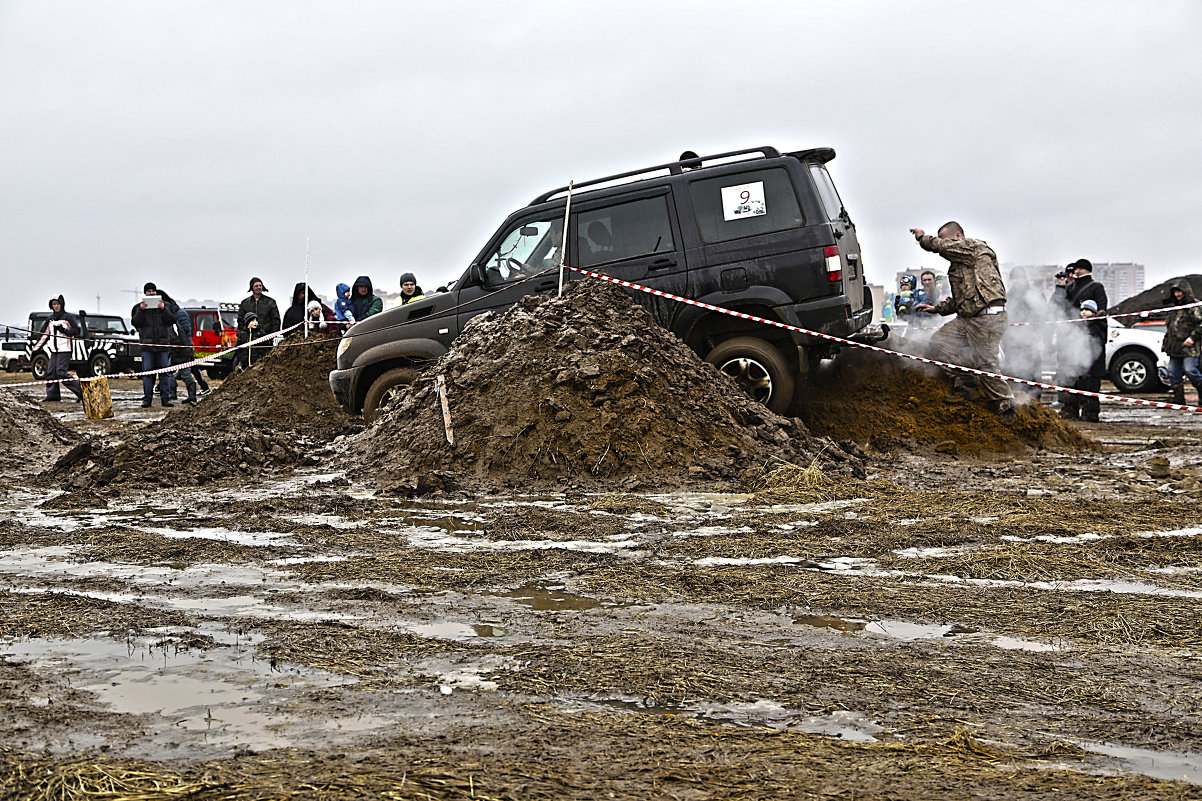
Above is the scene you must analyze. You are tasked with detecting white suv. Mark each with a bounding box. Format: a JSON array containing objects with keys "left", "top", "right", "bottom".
[{"left": 1107, "top": 319, "right": 1169, "bottom": 393}]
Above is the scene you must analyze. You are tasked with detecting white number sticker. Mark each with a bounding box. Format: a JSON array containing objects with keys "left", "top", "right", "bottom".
[{"left": 721, "top": 181, "right": 767, "bottom": 221}]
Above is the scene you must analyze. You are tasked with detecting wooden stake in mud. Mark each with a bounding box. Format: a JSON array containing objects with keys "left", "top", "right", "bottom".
[
  {"left": 557, "top": 180, "right": 573, "bottom": 296},
  {"left": 435, "top": 375, "right": 454, "bottom": 446},
  {"left": 81, "top": 376, "right": 114, "bottom": 419}
]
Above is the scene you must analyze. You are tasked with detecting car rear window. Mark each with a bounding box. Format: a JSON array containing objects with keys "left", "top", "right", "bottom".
[
  {"left": 688, "top": 167, "right": 803, "bottom": 244},
  {"left": 808, "top": 164, "right": 844, "bottom": 221}
]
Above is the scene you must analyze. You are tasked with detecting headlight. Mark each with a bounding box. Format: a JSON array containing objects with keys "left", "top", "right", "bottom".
[{"left": 337, "top": 336, "right": 352, "bottom": 360}]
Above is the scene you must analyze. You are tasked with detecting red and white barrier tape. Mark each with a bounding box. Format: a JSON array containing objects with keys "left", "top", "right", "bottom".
[{"left": 565, "top": 265, "right": 1202, "bottom": 414}]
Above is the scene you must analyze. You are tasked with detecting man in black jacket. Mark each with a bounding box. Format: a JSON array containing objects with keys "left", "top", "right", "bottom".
[
  {"left": 236, "top": 277, "right": 280, "bottom": 369},
  {"left": 1053, "top": 260, "right": 1108, "bottom": 421},
  {"left": 131, "top": 282, "right": 179, "bottom": 408}
]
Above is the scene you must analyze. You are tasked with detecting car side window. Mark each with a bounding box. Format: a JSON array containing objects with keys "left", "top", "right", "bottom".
[
  {"left": 689, "top": 167, "right": 803, "bottom": 244},
  {"left": 577, "top": 195, "right": 675, "bottom": 268},
  {"left": 482, "top": 217, "right": 564, "bottom": 286},
  {"left": 195, "top": 313, "right": 217, "bottom": 332}
]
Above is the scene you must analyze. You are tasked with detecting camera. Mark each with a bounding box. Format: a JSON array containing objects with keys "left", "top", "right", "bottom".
[{"left": 1054, "top": 268, "right": 1071, "bottom": 280}]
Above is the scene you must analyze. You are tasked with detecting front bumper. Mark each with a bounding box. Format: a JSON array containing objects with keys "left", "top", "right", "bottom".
[{"left": 329, "top": 366, "right": 355, "bottom": 412}]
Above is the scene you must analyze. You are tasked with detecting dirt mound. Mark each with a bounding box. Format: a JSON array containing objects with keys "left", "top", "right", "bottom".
[
  {"left": 793, "top": 348, "right": 1093, "bottom": 456},
  {"left": 57, "top": 333, "right": 356, "bottom": 489},
  {"left": 344, "top": 280, "right": 865, "bottom": 491},
  {"left": 0, "top": 388, "right": 83, "bottom": 482}
]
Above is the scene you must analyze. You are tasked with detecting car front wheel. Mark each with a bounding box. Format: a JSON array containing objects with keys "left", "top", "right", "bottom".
[
  {"left": 85, "top": 351, "right": 111, "bottom": 377},
  {"left": 362, "top": 367, "right": 419, "bottom": 424},
  {"left": 704, "top": 337, "right": 796, "bottom": 414},
  {"left": 1110, "top": 349, "right": 1157, "bottom": 393}
]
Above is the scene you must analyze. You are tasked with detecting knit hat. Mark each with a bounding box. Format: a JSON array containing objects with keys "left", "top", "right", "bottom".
[
  {"left": 143, "top": 282, "right": 156, "bottom": 293},
  {"left": 399, "top": 272, "right": 416, "bottom": 285},
  {"left": 1080, "top": 299, "right": 1098, "bottom": 313},
  {"left": 1072, "top": 259, "right": 1093, "bottom": 273}
]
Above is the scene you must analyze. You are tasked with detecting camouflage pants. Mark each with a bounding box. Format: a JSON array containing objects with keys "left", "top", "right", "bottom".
[{"left": 927, "top": 312, "right": 1013, "bottom": 404}]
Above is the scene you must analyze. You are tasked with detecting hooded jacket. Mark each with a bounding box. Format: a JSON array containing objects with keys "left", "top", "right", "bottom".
[
  {"left": 170, "top": 303, "right": 193, "bottom": 366},
  {"left": 132, "top": 291, "right": 180, "bottom": 352},
  {"left": 350, "top": 276, "right": 383, "bottom": 321},
  {"left": 1163, "top": 280, "right": 1202, "bottom": 358},
  {"left": 333, "top": 282, "right": 356, "bottom": 322},
  {"left": 36, "top": 295, "right": 81, "bottom": 354},
  {"left": 282, "top": 282, "right": 336, "bottom": 329}
]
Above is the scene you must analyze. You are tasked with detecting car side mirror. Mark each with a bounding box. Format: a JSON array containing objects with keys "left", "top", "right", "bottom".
[{"left": 468, "top": 264, "right": 484, "bottom": 285}]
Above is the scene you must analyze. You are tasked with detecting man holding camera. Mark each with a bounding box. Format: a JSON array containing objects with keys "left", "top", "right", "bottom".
[
  {"left": 911, "top": 221, "right": 1015, "bottom": 422},
  {"left": 1052, "top": 259, "right": 1108, "bottom": 421}
]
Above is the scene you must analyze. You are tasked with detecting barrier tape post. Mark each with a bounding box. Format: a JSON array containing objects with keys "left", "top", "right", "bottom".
[{"left": 557, "top": 181, "right": 574, "bottom": 297}]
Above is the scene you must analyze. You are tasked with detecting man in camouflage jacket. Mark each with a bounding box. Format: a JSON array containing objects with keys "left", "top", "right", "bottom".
[
  {"left": 912, "top": 221, "right": 1015, "bottom": 421},
  {"left": 1162, "top": 279, "right": 1202, "bottom": 405}
]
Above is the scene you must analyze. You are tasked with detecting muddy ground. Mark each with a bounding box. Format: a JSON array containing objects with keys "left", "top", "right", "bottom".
[{"left": 2, "top": 289, "right": 1202, "bottom": 799}]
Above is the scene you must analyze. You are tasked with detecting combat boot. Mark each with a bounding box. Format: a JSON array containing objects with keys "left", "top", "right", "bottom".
[
  {"left": 1171, "top": 384, "right": 1186, "bottom": 405},
  {"left": 1192, "top": 381, "right": 1202, "bottom": 406}
]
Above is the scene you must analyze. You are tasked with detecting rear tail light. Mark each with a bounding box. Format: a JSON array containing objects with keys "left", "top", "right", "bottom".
[{"left": 825, "top": 246, "right": 842, "bottom": 282}]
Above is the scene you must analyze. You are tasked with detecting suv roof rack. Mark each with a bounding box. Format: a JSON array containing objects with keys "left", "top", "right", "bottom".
[{"left": 530, "top": 145, "right": 785, "bottom": 205}]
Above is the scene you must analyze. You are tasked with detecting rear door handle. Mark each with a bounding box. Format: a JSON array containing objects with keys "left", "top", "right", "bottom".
[{"left": 648, "top": 257, "right": 677, "bottom": 271}]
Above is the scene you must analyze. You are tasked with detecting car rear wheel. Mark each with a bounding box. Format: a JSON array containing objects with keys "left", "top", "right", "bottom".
[
  {"left": 704, "top": 336, "right": 796, "bottom": 414},
  {"left": 31, "top": 353, "right": 50, "bottom": 381},
  {"left": 1110, "top": 349, "right": 1157, "bottom": 393},
  {"left": 362, "top": 367, "right": 419, "bottom": 424}
]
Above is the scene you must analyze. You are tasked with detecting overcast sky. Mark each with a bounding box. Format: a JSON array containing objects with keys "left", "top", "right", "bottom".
[{"left": 2, "top": 0, "right": 1199, "bottom": 328}]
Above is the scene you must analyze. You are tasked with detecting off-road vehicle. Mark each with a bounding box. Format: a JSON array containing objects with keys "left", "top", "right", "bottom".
[
  {"left": 331, "top": 145, "right": 879, "bottom": 420},
  {"left": 25, "top": 310, "right": 141, "bottom": 379}
]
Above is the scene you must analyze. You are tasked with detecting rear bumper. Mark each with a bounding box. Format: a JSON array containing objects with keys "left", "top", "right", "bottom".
[{"left": 776, "top": 295, "right": 873, "bottom": 345}]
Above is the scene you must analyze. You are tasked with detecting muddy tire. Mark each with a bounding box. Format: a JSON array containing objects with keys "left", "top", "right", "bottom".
[
  {"left": 362, "top": 367, "right": 418, "bottom": 424},
  {"left": 31, "top": 353, "right": 50, "bottom": 381},
  {"left": 705, "top": 337, "right": 795, "bottom": 414}
]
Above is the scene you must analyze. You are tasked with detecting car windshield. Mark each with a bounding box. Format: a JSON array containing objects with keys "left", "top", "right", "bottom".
[
  {"left": 87, "top": 316, "right": 128, "bottom": 334},
  {"left": 483, "top": 218, "right": 563, "bottom": 284},
  {"left": 193, "top": 312, "right": 219, "bottom": 332}
]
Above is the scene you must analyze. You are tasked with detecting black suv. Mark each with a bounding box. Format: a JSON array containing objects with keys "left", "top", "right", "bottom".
[
  {"left": 331, "top": 146, "right": 877, "bottom": 420},
  {"left": 26, "top": 310, "right": 141, "bottom": 379}
]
